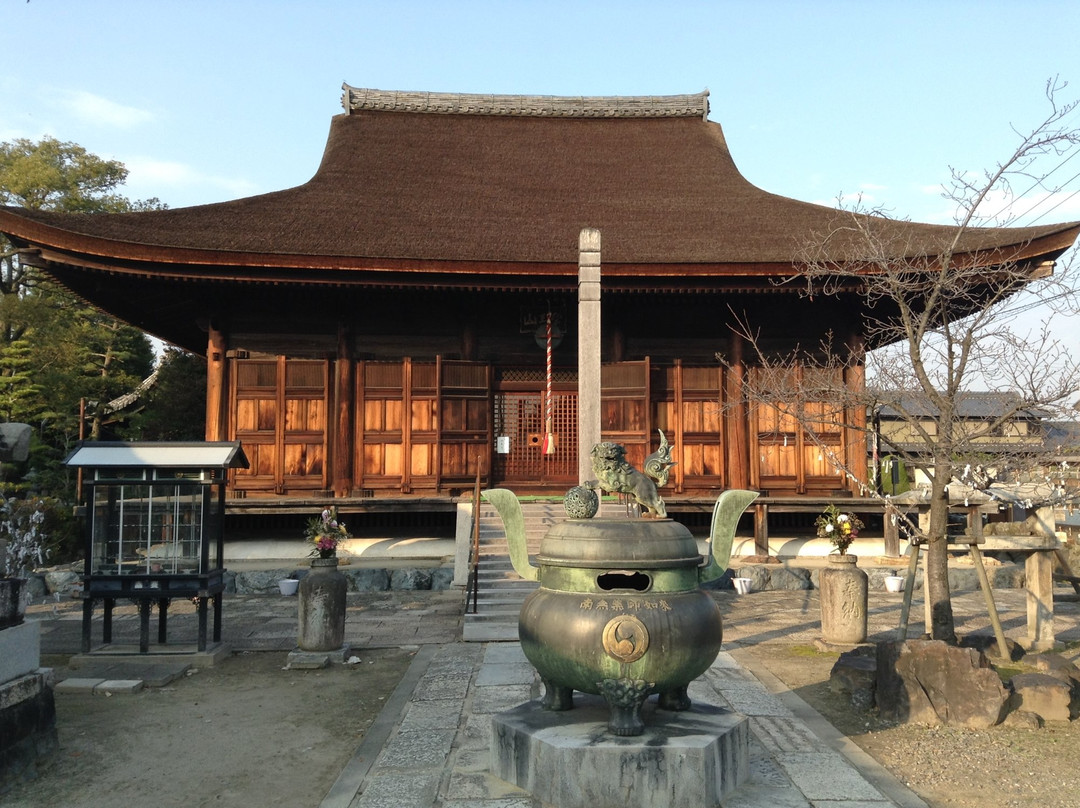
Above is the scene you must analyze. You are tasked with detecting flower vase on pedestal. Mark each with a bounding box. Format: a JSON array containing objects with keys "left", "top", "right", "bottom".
[
  {"left": 819, "top": 554, "right": 868, "bottom": 644},
  {"left": 297, "top": 556, "right": 347, "bottom": 651}
]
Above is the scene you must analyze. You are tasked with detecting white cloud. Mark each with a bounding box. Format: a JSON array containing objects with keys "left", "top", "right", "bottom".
[
  {"left": 123, "top": 156, "right": 260, "bottom": 203},
  {"left": 66, "top": 90, "right": 154, "bottom": 129}
]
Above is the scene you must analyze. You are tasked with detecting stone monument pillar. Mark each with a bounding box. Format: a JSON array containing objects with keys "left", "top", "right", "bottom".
[{"left": 578, "top": 228, "right": 601, "bottom": 485}]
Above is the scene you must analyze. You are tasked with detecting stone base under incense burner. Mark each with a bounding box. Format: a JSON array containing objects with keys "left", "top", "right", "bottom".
[{"left": 491, "top": 695, "right": 748, "bottom": 808}]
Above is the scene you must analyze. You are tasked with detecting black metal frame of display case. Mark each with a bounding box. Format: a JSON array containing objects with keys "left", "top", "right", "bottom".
[{"left": 65, "top": 441, "right": 249, "bottom": 654}]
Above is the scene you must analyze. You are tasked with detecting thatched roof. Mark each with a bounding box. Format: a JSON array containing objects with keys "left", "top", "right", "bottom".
[
  {"left": 1, "top": 86, "right": 1078, "bottom": 351},
  {"left": 3, "top": 86, "right": 1077, "bottom": 273}
]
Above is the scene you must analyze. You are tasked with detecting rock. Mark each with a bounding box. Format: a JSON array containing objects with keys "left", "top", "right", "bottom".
[
  {"left": 430, "top": 567, "right": 454, "bottom": 591},
  {"left": 233, "top": 569, "right": 286, "bottom": 594},
  {"left": 40, "top": 568, "right": 79, "bottom": 596},
  {"left": 737, "top": 565, "right": 771, "bottom": 593},
  {"left": 766, "top": 566, "right": 810, "bottom": 591},
  {"left": 1001, "top": 709, "right": 1043, "bottom": 730},
  {"left": 958, "top": 634, "right": 1025, "bottom": 663},
  {"left": 990, "top": 564, "right": 1025, "bottom": 589},
  {"left": 867, "top": 569, "right": 898, "bottom": 591},
  {"left": 1008, "top": 673, "right": 1074, "bottom": 722},
  {"left": 25, "top": 573, "right": 48, "bottom": 600},
  {"left": 1029, "top": 653, "right": 1080, "bottom": 689},
  {"left": 830, "top": 647, "right": 876, "bottom": 710},
  {"left": 947, "top": 567, "right": 978, "bottom": 592},
  {"left": 876, "top": 640, "right": 1009, "bottom": 728},
  {"left": 390, "top": 568, "right": 433, "bottom": 591},
  {"left": 344, "top": 567, "right": 390, "bottom": 591}
]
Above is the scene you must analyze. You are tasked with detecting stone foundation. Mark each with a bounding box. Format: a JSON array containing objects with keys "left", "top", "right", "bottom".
[
  {"left": 491, "top": 695, "right": 748, "bottom": 808},
  {"left": 1, "top": 622, "right": 57, "bottom": 792}
]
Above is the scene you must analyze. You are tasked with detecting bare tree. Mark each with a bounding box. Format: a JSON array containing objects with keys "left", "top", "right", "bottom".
[{"left": 721, "top": 78, "right": 1080, "bottom": 641}]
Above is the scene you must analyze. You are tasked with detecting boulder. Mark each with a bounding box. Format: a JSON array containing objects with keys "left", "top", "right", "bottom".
[
  {"left": 876, "top": 640, "right": 1009, "bottom": 728},
  {"left": 737, "top": 565, "right": 771, "bottom": 593},
  {"left": 233, "top": 569, "right": 287, "bottom": 594},
  {"left": 345, "top": 567, "right": 390, "bottom": 591},
  {"left": 1001, "top": 709, "right": 1043, "bottom": 730},
  {"left": 766, "top": 566, "right": 811, "bottom": 591},
  {"left": 830, "top": 647, "right": 876, "bottom": 710},
  {"left": 1029, "top": 653, "right": 1080, "bottom": 690},
  {"left": 430, "top": 566, "right": 455, "bottom": 590},
  {"left": 1008, "top": 673, "right": 1073, "bottom": 722},
  {"left": 958, "top": 633, "right": 1025, "bottom": 663},
  {"left": 390, "top": 567, "right": 433, "bottom": 591}
]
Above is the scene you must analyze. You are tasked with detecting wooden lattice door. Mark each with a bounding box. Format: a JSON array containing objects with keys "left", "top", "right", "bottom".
[
  {"left": 231, "top": 357, "right": 329, "bottom": 495},
  {"left": 492, "top": 390, "right": 578, "bottom": 487}
]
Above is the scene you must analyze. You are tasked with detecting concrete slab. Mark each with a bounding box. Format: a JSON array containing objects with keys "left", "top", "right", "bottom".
[
  {"left": 93, "top": 679, "right": 144, "bottom": 695},
  {"left": 54, "top": 677, "right": 106, "bottom": 693},
  {"left": 69, "top": 642, "right": 230, "bottom": 668},
  {"left": 62, "top": 659, "right": 190, "bottom": 687}
]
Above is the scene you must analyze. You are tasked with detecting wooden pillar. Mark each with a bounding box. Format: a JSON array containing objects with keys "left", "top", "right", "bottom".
[
  {"left": 401, "top": 357, "right": 413, "bottom": 493},
  {"left": 462, "top": 322, "right": 476, "bottom": 362},
  {"left": 725, "top": 332, "right": 750, "bottom": 489},
  {"left": 883, "top": 504, "right": 901, "bottom": 558},
  {"left": 332, "top": 325, "right": 354, "bottom": 497},
  {"left": 204, "top": 325, "right": 227, "bottom": 441},
  {"left": 578, "top": 228, "right": 602, "bottom": 485},
  {"left": 846, "top": 332, "right": 868, "bottom": 494}
]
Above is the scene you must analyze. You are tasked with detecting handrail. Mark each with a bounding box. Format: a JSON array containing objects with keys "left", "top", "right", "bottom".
[{"left": 466, "top": 457, "right": 482, "bottom": 614}]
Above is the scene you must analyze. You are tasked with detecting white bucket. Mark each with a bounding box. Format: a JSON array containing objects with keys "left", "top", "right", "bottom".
[
  {"left": 278, "top": 579, "right": 300, "bottom": 596},
  {"left": 884, "top": 575, "right": 904, "bottom": 593},
  {"left": 732, "top": 577, "right": 753, "bottom": 595}
]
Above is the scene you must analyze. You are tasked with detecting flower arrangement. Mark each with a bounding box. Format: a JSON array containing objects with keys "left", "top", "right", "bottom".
[
  {"left": 815, "top": 504, "right": 864, "bottom": 555},
  {"left": 304, "top": 507, "right": 350, "bottom": 559},
  {"left": 1, "top": 497, "right": 49, "bottom": 578}
]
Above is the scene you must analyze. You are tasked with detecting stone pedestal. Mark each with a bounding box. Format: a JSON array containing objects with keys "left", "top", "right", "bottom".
[
  {"left": 1, "top": 621, "right": 57, "bottom": 788},
  {"left": 491, "top": 695, "right": 748, "bottom": 808},
  {"left": 297, "top": 557, "right": 347, "bottom": 652},
  {"left": 1025, "top": 550, "right": 1054, "bottom": 652},
  {"left": 819, "top": 554, "right": 868, "bottom": 644}
]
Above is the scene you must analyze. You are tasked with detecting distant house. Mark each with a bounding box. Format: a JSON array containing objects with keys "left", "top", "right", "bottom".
[{"left": 873, "top": 391, "right": 1055, "bottom": 491}]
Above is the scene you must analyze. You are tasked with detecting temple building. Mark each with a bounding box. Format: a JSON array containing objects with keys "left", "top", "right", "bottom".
[{"left": 2, "top": 86, "right": 1078, "bottom": 516}]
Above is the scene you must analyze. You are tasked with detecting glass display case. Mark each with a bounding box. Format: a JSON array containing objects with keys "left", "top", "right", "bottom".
[{"left": 65, "top": 442, "right": 249, "bottom": 654}]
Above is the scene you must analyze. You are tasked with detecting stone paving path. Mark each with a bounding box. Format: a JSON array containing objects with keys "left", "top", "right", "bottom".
[
  {"left": 328, "top": 641, "right": 920, "bottom": 807},
  {"left": 26, "top": 583, "right": 1080, "bottom": 807}
]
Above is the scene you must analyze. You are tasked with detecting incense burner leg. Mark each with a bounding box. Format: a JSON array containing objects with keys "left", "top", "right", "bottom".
[
  {"left": 540, "top": 678, "right": 574, "bottom": 711},
  {"left": 657, "top": 684, "right": 691, "bottom": 711},
  {"left": 598, "top": 678, "right": 651, "bottom": 736}
]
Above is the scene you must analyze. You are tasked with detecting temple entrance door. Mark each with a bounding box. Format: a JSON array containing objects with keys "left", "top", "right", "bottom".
[
  {"left": 749, "top": 366, "right": 847, "bottom": 496},
  {"left": 492, "top": 391, "right": 578, "bottom": 488},
  {"left": 230, "top": 357, "right": 329, "bottom": 495}
]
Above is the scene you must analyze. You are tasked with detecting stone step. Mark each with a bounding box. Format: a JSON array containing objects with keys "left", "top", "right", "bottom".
[{"left": 464, "top": 501, "right": 574, "bottom": 641}]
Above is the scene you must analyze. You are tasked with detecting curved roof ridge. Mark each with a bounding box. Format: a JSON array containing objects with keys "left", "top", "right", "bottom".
[{"left": 341, "top": 83, "right": 710, "bottom": 119}]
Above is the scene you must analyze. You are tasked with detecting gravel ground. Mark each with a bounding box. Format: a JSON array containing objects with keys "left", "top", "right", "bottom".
[{"left": 748, "top": 641, "right": 1080, "bottom": 808}]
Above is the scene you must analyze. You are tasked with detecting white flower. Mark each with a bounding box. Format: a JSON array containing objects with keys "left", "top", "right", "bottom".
[{"left": 824, "top": 523, "right": 835, "bottom": 533}]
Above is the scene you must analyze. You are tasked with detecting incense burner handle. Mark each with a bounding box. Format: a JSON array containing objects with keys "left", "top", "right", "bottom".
[
  {"left": 480, "top": 488, "right": 540, "bottom": 581},
  {"left": 699, "top": 489, "right": 759, "bottom": 584}
]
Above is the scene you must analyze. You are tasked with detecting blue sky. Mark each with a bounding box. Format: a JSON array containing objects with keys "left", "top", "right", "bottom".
[{"left": 4, "top": 0, "right": 1080, "bottom": 349}]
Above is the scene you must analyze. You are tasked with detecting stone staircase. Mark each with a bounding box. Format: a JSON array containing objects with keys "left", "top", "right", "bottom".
[{"left": 462, "top": 501, "right": 563, "bottom": 642}]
